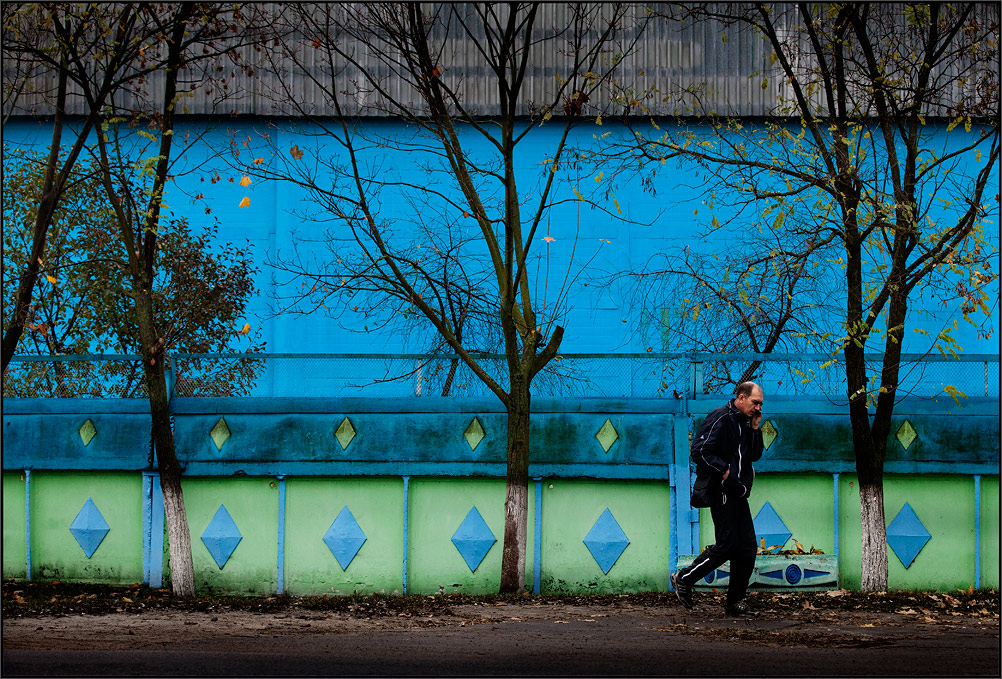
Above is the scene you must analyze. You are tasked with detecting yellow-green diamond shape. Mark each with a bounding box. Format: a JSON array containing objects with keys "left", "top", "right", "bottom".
[
  {"left": 210, "top": 418, "right": 231, "bottom": 451},
  {"left": 896, "top": 420, "right": 918, "bottom": 450},
  {"left": 595, "top": 418, "right": 619, "bottom": 453},
  {"left": 464, "top": 417, "right": 486, "bottom": 451},
  {"left": 761, "top": 420, "right": 778, "bottom": 450},
  {"left": 79, "top": 419, "right": 97, "bottom": 447},
  {"left": 335, "top": 417, "right": 356, "bottom": 450}
]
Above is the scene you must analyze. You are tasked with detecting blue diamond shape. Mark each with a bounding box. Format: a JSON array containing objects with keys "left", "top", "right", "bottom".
[
  {"left": 201, "top": 505, "right": 243, "bottom": 569},
  {"left": 451, "top": 507, "right": 496, "bottom": 572},
  {"left": 887, "top": 502, "right": 931, "bottom": 568},
  {"left": 583, "top": 508, "right": 630, "bottom": 574},
  {"left": 753, "top": 502, "right": 792, "bottom": 553},
  {"left": 69, "top": 498, "right": 110, "bottom": 558},
  {"left": 323, "top": 506, "right": 367, "bottom": 570}
]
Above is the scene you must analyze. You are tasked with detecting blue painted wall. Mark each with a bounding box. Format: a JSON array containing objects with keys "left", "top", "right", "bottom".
[{"left": 4, "top": 118, "right": 997, "bottom": 376}]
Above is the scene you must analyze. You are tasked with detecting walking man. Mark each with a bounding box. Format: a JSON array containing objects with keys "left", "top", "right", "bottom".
[{"left": 671, "top": 381, "right": 765, "bottom": 616}]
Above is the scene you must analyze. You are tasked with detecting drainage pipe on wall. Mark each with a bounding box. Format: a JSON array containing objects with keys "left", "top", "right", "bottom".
[
  {"left": 402, "top": 475, "right": 410, "bottom": 594},
  {"left": 974, "top": 474, "right": 981, "bottom": 589},
  {"left": 534, "top": 477, "right": 543, "bottom": 594},
  {"left": 833, "top": 473, "right": 840, "bottom": 560},
  {"left": 25, "top": 469, "right": 31, "bottom": 582},
  {"left": 276, "top": 476, "right": 286, "bottom": 594}
]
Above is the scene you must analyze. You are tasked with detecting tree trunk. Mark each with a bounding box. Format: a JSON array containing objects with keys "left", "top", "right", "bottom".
[
  {"left": 500, "top": 375, "right": 531, "bottom": 594},
  {"left": 136, "top": 295, "right": 196, "bottom": 597},
  {"left": 857, "top": 465, "right": 889, "bottom": 591},
  {"left": 845, "top": 349, "right": 889, "bottom": 592},
  {"left": 441, "top": 357, "right": 459, "bottom": 396}
]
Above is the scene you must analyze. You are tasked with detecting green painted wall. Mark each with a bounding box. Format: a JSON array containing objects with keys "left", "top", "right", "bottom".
[
  {"left": 284, "top": 477, "right": 404, "bottom": 595},
  {"left": 698, "top": 474, "right": 837, "bottom": 555},
  {"left": 177, "top": 477, "right": 280, "bottom": 594},
  {"left": 3, "top": 472, "right": 27, "bottom": 579},
  {"left": 541, "top": 479, "right": 670, "bottom": 594},
  {"left": 4, "top": 467, "right": 996, "bottom": 594},
  {"left": 839, "top": 475, "right": 980, "bottom": 591},
  {"left": 408, "top": 477, "right": 534, "bottom": 594},
  {"left": 29, "top": 472, "right": 143, "bottom": 584},
  {"left": 980, "top": 476, "right": 999, "bottom": 589}
]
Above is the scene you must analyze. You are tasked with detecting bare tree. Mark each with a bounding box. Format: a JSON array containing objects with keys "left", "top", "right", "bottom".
[
  {"left": 4, "top": 2, "right": 276, "bottom": 596},
  {"left": 238, "top": 2, "right": 647, "bottom": 592},
  {"left": 615, "top": 2, "right": 999, "bottom": 590}
]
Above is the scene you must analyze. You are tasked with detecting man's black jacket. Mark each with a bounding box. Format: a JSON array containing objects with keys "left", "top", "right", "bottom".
[{"left": 690, "top": 399, "right": 764, "bottom": 500}]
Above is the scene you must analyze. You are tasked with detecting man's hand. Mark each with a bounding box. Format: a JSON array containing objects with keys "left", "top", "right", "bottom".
[
  {"left": 722, "top": 468, "right": 730, "bottom": 480},
  {"left": 751, "top": 414, "right": 762, "bottom": 430}
]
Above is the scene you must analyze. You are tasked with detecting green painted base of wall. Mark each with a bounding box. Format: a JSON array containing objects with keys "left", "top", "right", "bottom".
[
  {"left": 980, "top": 476, "right": 999, "bottom": 589},
  {"left": 5, "top": 470, "right": 996, "bottom": 594},
  {"left": 541, "top": 479, "right": 669, "bottom": 594},
  {"left": 695, "top": 473, "right": 994, "bottom": 592},
  {"left": 172, "top": 477, "right": 280, "bottom": 595},
  {"left": 284, "top": 477, "right": 404, "bottom": 596},
  {"left": 3, "top": 472, "right": 27, "bottom": 579},
  {"left": 839, "top": 474, "right": 988, "bottom": 591},
  {"left": 408, "top": 477, "right": 533, "bottom": 595},
  {"left": 698, "top": 473, "right": 837, "bottom": 559},
  {"left": 26, "top": 472, "right": 143, "bottom": 584}
]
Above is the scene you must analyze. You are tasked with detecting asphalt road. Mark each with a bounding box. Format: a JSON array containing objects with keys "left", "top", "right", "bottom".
[{"left": 3, "top": 609, "right": 999, "bottom": 676}]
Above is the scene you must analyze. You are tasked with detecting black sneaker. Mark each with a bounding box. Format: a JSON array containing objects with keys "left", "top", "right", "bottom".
[
  {"left": 670, "top": 571, "right": 693, "bottom": 609},
  {"left": 724, "top": 600, "right": 759, "bottom": 617}
]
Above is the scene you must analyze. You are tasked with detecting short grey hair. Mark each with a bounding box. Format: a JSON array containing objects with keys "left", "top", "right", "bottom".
[{"left": 734, "top": 381, "right": 758, "bottom": 398}]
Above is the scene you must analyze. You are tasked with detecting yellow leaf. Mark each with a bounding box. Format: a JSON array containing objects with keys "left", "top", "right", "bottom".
[
  {"left": 253, "top": 158, "right": 265, "bottom": 165},
  {"left": 46, "top": 275, "right": 58, "bottom": 285},
  {"left": 240, "top": 323, "right": 251, "bottom": 334},
  {"left": 239, "top": 196, "right": 251, "bottom": 209},
  {"left": 613, "top": 198, "right": 622, "bottom": 214},
  {"left": 543, "top": 236, "right": 555, "bottom": 243},
  {"left": 572, "top": 186, "right": 584, "bottom": 201},
  {"left": 794, "top": 539, "right": 805, "bottom": 553},
  {"left": 240, "top": 176, "right": 252, "bottom": 187},
  {"left": 290, "top": 145, "right": 304, "bottom": 160},
  {"left": 943, "top": 384, "right": 967, "bottom": 406}
]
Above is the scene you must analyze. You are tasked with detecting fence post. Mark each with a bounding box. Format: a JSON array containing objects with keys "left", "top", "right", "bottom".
[{"left": 671, "top": 354, "right": 698, "bottom": 576}]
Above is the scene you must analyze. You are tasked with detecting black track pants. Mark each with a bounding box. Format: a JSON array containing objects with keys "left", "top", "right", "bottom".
[{"left": 678, "top": 494, "right": 757, "bottom": 606}]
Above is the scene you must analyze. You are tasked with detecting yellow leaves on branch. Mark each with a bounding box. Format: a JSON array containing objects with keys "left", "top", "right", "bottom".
[
  {"left": 239, "top": 176, "right": 252, "bottom": 187},
  {"left": 943, "top": 384, "right": 967, "bottom": 406},
  {"left": 46, "top": 275, "right": 58, "bottom": 285},
  {"left": 239, "top": 323, "right": 251, "bottom": 335},
  {"left": 239, "top": 197, "right": 251, "bottom": 208},
  {"left": 542, "top": 236, "right": 555, "bottom": 243}
]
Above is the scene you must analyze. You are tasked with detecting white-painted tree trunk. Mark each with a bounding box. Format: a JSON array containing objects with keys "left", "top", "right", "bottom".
[
  {"left": 161, "top": 473, "right": 196, "bottom": 596},
  {"left": 859, "top": 481, "right": 888, "bottom": 591}
]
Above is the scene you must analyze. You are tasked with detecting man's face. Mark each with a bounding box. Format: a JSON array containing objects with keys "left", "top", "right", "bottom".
[{"left": 735, "top": 385, "right": 764, "bottom": 419}]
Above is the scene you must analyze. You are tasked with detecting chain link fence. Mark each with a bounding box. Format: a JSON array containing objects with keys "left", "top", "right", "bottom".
[{"left": 4, "top": 353, "right": 998, "bottom": 400}]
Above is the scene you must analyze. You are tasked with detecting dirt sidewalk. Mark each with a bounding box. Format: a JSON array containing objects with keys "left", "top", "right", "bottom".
[{"left": 3, "top": 582, "right": 999, "bottom": 676}]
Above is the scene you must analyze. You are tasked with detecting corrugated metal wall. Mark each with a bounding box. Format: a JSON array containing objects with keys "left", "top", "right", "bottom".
[
  {"left": 3, "top": 3, "right": 776, "bottom": 118},
  {"left": 3, "top": 3, "right": 996, "bottom": 119}
]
